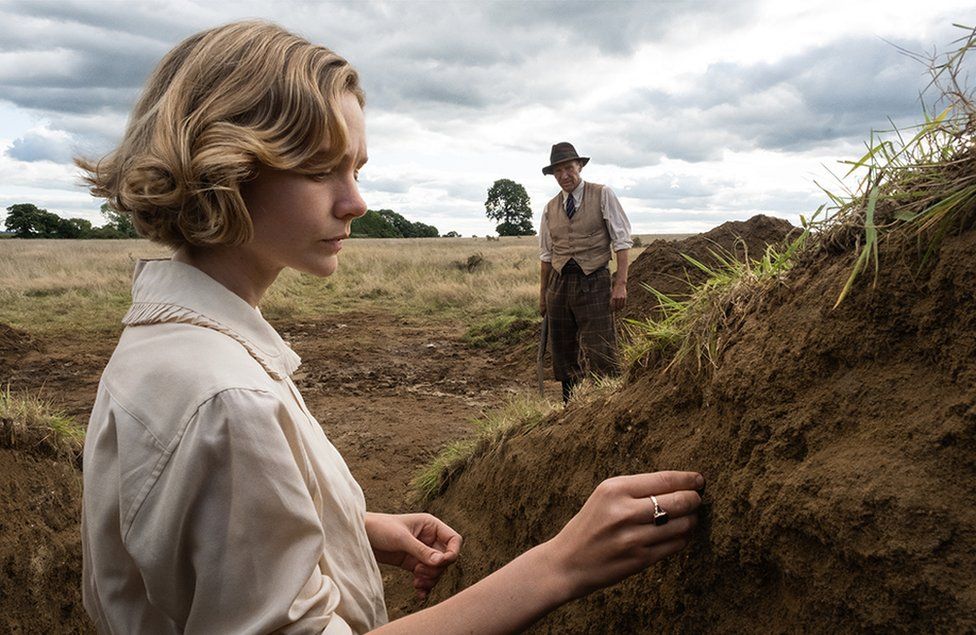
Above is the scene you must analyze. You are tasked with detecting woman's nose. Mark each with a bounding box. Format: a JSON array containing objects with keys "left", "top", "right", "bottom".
[{"left": 336, "top": 183, "right": 368, "bottom": 220}]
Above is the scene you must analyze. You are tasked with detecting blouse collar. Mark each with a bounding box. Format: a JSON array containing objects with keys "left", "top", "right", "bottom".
[{"left": 122, "top": 259, "right": 301, "bottom": 380}]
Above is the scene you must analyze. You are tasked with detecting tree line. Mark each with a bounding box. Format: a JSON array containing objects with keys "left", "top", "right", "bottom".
[
  {"left": 2, "top": 203, "right": 446, "bottom": 239},
  {"left": 5, "top": 177, "right": 538, "bottom": 239},
  {"left": 350, "top": 209, "right": 440, "bottom": 238},
  {"left": 3, "top": 203, "right": 138, "bottom": 239}
]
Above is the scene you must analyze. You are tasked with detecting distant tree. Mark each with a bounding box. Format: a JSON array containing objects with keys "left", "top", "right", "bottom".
[
  {"left": 350, "top": 210, "right": 401, "bottom": 238},
  {"left": 377, "top": 209, "right": 439, "bottom": 238},
  {"left": 494, "top": 219, "right": 535, "bottom": 236},
  {"left": 58, "top": 217, "right": 94, "bottom": 239},
  {"left": 443, "top": 231, "right": 460, "bottom": 238},
  {"left": 88, "top": 225, "right": 126, "bottom": 239},
  {"left": 100, "top": 203, "right": 138, "bottom": 238},
  {"left": 485, "top": 179, "right": 534, "bottom": 236},
  {"left": 4, "top": 203, "right": 63, "bottom": 238},
  {"left": 351, "top": 209, "right": 440, "bottom": 238},
  {"left": 407, "top": 221, "right": 439, "bottom": 238}
]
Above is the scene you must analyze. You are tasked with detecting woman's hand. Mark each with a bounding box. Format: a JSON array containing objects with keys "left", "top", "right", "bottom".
[
  {"left": 545, "top": 471, "right": 704, "bottom": 600},
  {"left": 365, "top": 512, "right": 463, "bottom": 600}
]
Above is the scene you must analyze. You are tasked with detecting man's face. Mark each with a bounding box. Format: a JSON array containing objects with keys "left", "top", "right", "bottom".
[{"left": 552, "top": 160, "right": 582, "bottom": 193}]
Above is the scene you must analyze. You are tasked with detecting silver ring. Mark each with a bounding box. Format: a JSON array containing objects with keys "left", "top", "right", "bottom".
[{"left": 650, "top": 495, "right": 669, "bottom": 526}]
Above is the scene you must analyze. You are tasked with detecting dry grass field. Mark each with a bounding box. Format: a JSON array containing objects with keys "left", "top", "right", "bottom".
[{"left": 0, "top": 235, "right": 679, "bottom": 335}]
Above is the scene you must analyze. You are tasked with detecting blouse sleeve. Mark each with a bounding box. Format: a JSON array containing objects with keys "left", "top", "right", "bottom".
[{"left": 125, "top": 387, "right": 353, "bottom": 634}]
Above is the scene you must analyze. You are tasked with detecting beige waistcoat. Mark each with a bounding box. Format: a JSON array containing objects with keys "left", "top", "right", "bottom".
[{"left": 545, "top": 181, "right": 611, "bottom": 274}]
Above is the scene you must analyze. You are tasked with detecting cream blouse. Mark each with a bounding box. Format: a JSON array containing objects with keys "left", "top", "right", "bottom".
[{"left": 82, "top": 260, "right": 388, "bottom": 634}]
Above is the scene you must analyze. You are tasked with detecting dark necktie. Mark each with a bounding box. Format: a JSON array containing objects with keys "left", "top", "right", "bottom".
[{"left": 566, "top": 194, "right": 576, "bottom": 219}]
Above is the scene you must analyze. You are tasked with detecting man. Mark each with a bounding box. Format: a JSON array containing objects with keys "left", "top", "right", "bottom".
[{"left": 539, "top": 142, "right": 633, "bottom": 402}]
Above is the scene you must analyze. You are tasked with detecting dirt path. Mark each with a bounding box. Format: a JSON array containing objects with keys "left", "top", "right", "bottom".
[{"left": 2, "top": 309, "right": 537, "bottom": 624}]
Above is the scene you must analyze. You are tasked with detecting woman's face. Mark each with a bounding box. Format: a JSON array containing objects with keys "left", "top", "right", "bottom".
[{"left": 240, "top": 92, "right": 368, "bottom": 278}]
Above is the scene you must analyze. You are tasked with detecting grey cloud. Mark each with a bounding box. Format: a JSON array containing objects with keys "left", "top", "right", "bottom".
[
  {"left": 583, "top": 33, "right": 954, "bottom": 168},
  {"left": 619, "top": 173, "right": 824, "bottom": 218},
  {"left": 0, "top": 86, "right": 139, "bottom": 114},
  {"left": 487, "top": 0, "right": 757, "bottom": 56},
  {"left": 4, "top": 0, "right": 202, "bottom": 44},
  {"left": 620, "top": 174, "right": 733, "bottom": 203},
  {"left": 6, "top": 130, "right": 76, "bottom": 163}
]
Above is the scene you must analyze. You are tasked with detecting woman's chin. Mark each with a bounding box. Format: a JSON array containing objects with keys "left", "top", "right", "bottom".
[{"left": 299, "top": 255, "right": 339, "bottom": 278}]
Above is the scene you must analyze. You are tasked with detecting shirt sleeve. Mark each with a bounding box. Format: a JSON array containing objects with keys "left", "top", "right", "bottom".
[
  {"left": 601, "top": 186, "right": 633, "bottom": 252},
  {"left": 539, "top": 207, "right": 552, "bottom": 262},
  {"left": 125, "top": 388, "right": 352, "bottom": 635}
]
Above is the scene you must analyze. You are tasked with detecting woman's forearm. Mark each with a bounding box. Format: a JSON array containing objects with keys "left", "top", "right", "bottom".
[{"left": 371, "top": 540, "right": 570, "bottom": 635}]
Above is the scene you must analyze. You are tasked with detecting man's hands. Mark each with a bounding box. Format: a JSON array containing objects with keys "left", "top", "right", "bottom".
[
  {"left": 543, "top": 471, "right": 703, "bottom": 600},
  {"left": 365, "top": 512, "right": 462, "bottom": 600},
  {"left": 610, "top": 281, "right": 627, "bottom": 311}
]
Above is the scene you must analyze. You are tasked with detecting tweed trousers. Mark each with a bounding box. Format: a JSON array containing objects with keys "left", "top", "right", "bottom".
[{"left": 545, "top": 265, "right": 619, "bottom": 382}]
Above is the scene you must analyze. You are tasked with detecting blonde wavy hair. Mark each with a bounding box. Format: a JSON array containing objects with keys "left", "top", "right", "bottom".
[{"left": 77, "top": 21, "right": 364, "bottom": 248}]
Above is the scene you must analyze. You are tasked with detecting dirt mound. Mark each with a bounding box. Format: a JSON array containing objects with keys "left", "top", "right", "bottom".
[
  {"left": 624, "top": 214, "right": 797, "bottom": 321},
  {"left": 426, "top": 222, "right": 976, "bottom": 631},
  {"left": 0, "top": 449, "right": 90, "bottom": 633}
]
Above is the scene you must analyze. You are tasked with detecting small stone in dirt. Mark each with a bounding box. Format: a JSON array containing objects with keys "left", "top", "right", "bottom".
[{"left": 426, "top": 343, "right": 436, "bottom": 349}]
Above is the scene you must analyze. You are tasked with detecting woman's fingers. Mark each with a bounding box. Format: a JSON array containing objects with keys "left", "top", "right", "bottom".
[
  {"left": 437, "top": 531, "right": 463, "bottom": 561},
  {"left": 636, "top": 535, "right": 691, "bottom": 563},
  {"left": 609, "top": 471, "right": 704, "bottom": 499},
  {"left": 624, "top": 513, "right": 698, "bottom": 548},
  {"left": 620, "top": 489, "right": 702, "bottom": 525}
]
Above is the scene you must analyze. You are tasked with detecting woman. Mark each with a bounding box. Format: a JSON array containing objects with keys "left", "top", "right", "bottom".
[{"left": 79, "top": 21, "right": 703, "bottom": 634}]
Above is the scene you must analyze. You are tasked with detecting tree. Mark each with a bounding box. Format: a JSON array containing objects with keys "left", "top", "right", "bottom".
[
  {"left": 58, "top": 218, "right": 93, "bottom": 239},
  {"left": 351, "top": 209, "right": 441, "bottom": 238},
  {"left": 4, "top": 203, "right": 62, "bottom": 238},
  {"left": 100, "top": 203, "right": 138, "bottom": 238},
  {"left": 377, "top": 209, "right": 439, "bottom": 238},
  {"left": 350, "top": 210, "right": 401, "bottom": 238},
  {"left": 485, "top": 179, "right": 534, "bottom": 236}
]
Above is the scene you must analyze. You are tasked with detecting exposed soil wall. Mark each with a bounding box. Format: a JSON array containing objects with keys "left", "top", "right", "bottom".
[
  {"left": 427, "top": 225, "right": 976, "bottom": 632},
  {"left": 0, "top": 449, "right": 91, "bottom": 633}
]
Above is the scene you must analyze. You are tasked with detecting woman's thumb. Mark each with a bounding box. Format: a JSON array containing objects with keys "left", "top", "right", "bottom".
[{"left": 410, "top": 539, "right": 444, "bottom": 565}]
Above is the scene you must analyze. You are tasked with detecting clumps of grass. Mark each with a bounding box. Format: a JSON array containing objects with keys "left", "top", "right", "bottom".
[
  {"left": 462, "top": 306, "right": 540, "bottom": 350},
  {"left": 567, "top": 374, "right": 625, "bottom": 402},
  {"left": 411, "top": 393, "right": 558, "bottom": 504},
  {"left": 452, "top": 253, "right": 489, "bottom": 272},
  {"left": 0, "top": 386, "right": 84, "bottom": 464},
  {"left": 623, "top": 233, "right": 807, "bottom": 373}
]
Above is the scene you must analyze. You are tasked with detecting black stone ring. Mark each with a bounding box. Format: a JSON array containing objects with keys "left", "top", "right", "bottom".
[{"left": 650, "top": 495, "right": 669, "bottom": 526}]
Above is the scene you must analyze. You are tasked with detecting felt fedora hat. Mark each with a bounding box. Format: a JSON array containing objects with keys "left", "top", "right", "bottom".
[{"left": 542, "top": 142, "right": 590, "bottom": 175}]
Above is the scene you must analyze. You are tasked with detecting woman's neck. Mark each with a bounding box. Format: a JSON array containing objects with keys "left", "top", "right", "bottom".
[{"left": 172, "top": 245, "right": 281, "bottom": 308}]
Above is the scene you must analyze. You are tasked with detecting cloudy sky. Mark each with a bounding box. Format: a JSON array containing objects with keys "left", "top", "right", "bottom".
[{"left": 0, "top": 0, "right": 972, "bottom": 236}]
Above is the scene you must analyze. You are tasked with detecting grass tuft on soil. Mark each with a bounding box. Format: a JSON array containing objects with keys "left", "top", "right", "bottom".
[
  {"left": 411, "top": 393, "right": 558, "bottom": 504},
  {"left": 461, "top": 306, "right": 540, "bottom": 351},
  {"left": 0, "top": 386, "right": 84, "bottom": 463},
  {"left": 622, "top": 234, "right": 807, "bottom": 374}
]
